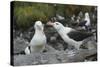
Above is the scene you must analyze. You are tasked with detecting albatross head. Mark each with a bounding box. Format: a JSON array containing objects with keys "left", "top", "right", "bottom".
[
  {"left": 47, "top": 21, "right": 64, "bottom": 31},
  {"left": 85, "top": 12, "right": 89, "bottom": 18},
  {"left": 34, "top": 21, "right": 44, "bottom": 30}
]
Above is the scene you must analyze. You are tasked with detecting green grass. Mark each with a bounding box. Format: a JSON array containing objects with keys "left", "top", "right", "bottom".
[{"left": 13, "top": 1, "right": 95, "bottom": 30}]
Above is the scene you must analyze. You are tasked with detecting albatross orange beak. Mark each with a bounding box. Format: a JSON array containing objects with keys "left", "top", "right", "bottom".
[{"left": 46, "top": 21, "right": 54, "bottom": 26}]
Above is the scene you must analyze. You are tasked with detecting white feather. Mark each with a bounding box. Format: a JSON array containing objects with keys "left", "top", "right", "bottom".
[
  {"left": 25, "top": 21, "right": 46, "bottom": 54},
  {"left": 25, "top": 47, "right": 30, "bottom": 55}
]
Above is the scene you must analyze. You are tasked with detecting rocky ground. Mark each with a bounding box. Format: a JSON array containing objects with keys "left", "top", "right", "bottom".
[
  {"left": 12, "top": 25, "right": 97, "bottom": 66},
  {"left": 13, "top": 49, "right": 97, "bottom": 66},
  {"left": 11, "top": 3, "right": 97, "bottom": 66}
]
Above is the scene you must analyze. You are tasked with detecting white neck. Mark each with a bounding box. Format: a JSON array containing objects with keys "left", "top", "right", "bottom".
[
  {"left": 35, "top": 29, "right": 44, "bottom": 36},
  {"left": 57, "top": 26, "right": 66, "bottom": 35}
]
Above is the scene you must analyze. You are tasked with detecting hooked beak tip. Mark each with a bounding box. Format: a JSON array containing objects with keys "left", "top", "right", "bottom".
[{"left": 46, "top": 21, "right": 54, "bottom": 26}]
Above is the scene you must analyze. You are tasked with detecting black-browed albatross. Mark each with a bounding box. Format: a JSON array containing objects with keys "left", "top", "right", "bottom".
[
  {"left": 24, "top": 21, "right": 47, "bottom": 54},
  {"left": 47, "top": 21, "right": 93, "bottom": 50}
]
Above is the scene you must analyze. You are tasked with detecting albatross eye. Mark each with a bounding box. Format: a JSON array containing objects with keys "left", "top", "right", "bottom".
[{"left": 56, "top": 23, "right": 59, "bottom": 25}]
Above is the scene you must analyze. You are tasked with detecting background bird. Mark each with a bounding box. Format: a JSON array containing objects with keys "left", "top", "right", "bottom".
[{"left": 78, "top": 12, "right": 91, "bottom": 31}]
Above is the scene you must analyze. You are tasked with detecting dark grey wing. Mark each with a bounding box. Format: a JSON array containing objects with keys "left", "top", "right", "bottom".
[
  {"left": 78, "top": 20, "right": 87, "bottom": 26},
  {"left": 67, "top": 30, "right": 93, "bottom": 41}
]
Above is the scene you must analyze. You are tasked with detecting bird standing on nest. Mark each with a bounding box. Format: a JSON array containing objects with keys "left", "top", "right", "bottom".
[{"left": 25, "top": 21, "right": 47, "bottom": 54}]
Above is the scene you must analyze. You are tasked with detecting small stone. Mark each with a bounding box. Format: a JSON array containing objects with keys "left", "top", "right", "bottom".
[
  {"left": 40, "top": 60, "right": 48, "bottom": 64},
  {"left": 13, "top": 37, "right": 29, "bottom": 54},
  {"left": 61, "top": 60, "right": 67, "bottom": 63},
  {"left": 32, "top": 61, "right": 39, "bottom": 65},
  {"left": 50, "top": 36, "right": 56, "bottom": 42}
]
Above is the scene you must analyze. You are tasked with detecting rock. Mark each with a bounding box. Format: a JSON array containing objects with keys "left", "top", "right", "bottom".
[
  {"left": 13, "top": 30, "right": 17, "bottom": 39},
  {"left": 13, "top": 49, "right": 97, "bottom": 66},
  {"left": 50, "top": 36, "right": 56, "bottom": 43},
  {"left": 85, "top": 53, "right": 97, "bottom": 61},
  {"left": 13, "top": 30, "right": 21, "bottom": 39},
  {"left": 32, "top": 61, "right": 39, "bottom": 65},
  {"left": 67, "top": 44, "right": 75, "bottom": 50},
  {"left": 22, "top": 32, "right": 34, "bottom": 42},
  {"left": 81, "top": 36, "right": 97, "bottom": 50},
  {"left": 56, "top": 43, "right": 64, "bottom": 51},
  {"left": 13, "top": 37, "right": 29, "bottom": 54},
  {"left": 56, "top": 51, "right": 68, "bottom": 63},
  {"left": 13, "top": 53, "right": 59, "bottom": 66},
  {"left": 40, "top": 60, "right": 48, "bottom": 64},
  {"left": 45, "top": 44, "right": 58, "bottom": 53},
  {"left": 86, "top": 41, "right": 97, "bottom": 50}
]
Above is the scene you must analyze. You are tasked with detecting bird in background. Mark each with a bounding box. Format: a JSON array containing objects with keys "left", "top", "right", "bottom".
[{"left": 78, "top": 12, "right": 91, "bottom": 31}]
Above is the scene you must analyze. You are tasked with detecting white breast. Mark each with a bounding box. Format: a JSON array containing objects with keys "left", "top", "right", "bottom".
[
  {"left": 30, "top": 32, "right": 46, "bottom": 53},
  {"left": 85, "top": 18, "right": 90, "bottom": 26},
  {"left": 25, "top": 30, "right": 46, "bottom": 55}
]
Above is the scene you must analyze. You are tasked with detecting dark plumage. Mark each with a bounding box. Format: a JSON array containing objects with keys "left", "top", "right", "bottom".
[
  {"left": 67, "top": 30, "right": 93, "bottom": 41},
  {"left": 78, "top": 20, "right": 87, "bottom": 26}
]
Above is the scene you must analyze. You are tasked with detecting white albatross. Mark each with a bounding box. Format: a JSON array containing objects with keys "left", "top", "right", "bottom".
[
  {"left": 47, "top": 21, "right": 93, "bottom": 50},
  {"left": 84, "top": 12, "right": 90, "bottom": 27},
  {"left": 78, "top": 12, "right": 91, "bottom": 31},
  {"left": 25, "top": 21, "right": 47, "bottom": 54}
]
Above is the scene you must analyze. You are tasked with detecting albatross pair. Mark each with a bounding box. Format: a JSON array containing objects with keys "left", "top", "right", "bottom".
[{"left": 25, "top": 20, "right": 93, "bottom": 55}]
